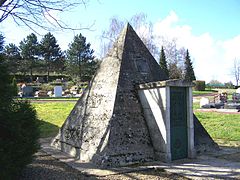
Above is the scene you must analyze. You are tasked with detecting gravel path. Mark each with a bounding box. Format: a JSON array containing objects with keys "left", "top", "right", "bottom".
[
  {"left": 19, "top": 150, "right": 186, "bottom": 180},
  {"left": 19, "top": 150, "right": 94, "bottom": 180}
]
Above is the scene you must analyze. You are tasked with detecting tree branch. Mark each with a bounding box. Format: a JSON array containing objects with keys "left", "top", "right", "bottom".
[{"left": 0, "top": 0, "right": 92, "bottom": 32}]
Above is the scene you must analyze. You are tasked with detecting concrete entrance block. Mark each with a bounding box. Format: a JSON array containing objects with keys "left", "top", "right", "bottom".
[{"left": 138, "top": 80, "right": 196, "bottom": 162}]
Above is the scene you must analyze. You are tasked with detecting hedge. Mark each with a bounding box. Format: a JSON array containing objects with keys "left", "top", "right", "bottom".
[{"left": 193, "top": 80, "right": 206, "bottom": 91}]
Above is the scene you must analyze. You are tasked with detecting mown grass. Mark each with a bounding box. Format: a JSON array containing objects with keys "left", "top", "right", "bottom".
[
  {"left": 33, "top": 102, "right": 76, "bottom": 138},
  {"left": 195, "top": 111, "right": 240, "bottom": 142},
  {"left": 193, "top": 100, "right": 240, "bottom": 144},
  {"left": 18, "top": 97, "right": 79, "bottom": 101},
  {"left": 33, "top": 101, "right": 240, "bottom": 146},
  {"left": 193, "top": 102, "right": 200, "bottom": 110},
  {"left": 192, "top": 90, "right": 217, "bottom": 96}
]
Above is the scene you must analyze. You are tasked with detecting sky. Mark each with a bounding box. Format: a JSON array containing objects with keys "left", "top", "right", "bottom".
[{"left": 1, "top": 0, "right": 240, "bottom": 84}]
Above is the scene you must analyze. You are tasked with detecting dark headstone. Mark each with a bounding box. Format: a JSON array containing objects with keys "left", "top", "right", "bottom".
[{"left": 22, "top": 86, "right": 33, "bottom": 97}]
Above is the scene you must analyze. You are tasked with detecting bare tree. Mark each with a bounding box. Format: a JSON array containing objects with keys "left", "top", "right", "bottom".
[
  {"left": 0, "top": 0, "right": 90, "bottom": 32},
  {"left": 100, "top": 16, "right": 124, "bottom": 56},
  {"left": 101, "top": 13, "right": 188, "bottom": 80},
  {"left": 232, "top": 58, "right": 240, "bottom": 86},
  {"left": 158, "top": 37, "right": 186, "bottom": 79},
  {"left": 101, "top": 13, "right": 158, "bottom": 58}
]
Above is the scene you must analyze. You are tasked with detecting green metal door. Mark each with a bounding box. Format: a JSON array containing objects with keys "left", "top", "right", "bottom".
[{"left": 170, "top": 87, "right": 188, "bottom": 160}]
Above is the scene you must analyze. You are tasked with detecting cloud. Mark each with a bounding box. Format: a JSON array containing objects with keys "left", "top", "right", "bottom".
[
  {"left": 152, "top": 11, "right": 238, "bottom": 83},
  {"left": 222, "top": 35, "right": 240, "bottom": 61}
]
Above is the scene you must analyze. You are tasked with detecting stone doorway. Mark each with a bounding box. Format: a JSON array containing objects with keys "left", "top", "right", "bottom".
[{"left": 138, "top": 80, "right": 195, "bottom": 162}]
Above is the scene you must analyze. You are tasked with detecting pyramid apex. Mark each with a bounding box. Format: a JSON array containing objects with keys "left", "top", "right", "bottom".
[
  {"left": 126, "top": 22, "right": 132, "bottom": 28},
  {"left": 125, "top": 22, "right": 134, "bottom": 32}
]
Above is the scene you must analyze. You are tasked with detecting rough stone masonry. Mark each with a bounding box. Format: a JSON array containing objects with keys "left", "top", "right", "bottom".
[{"left": 52, "top": 23, "right": 218, "bottom": 167}]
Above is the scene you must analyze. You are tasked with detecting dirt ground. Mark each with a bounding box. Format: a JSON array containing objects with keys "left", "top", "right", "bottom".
[{"left": 20, "top": 150, "right": 187, "bottom": 180}]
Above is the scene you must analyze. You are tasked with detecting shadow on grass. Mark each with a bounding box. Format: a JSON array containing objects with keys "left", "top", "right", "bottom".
[{"left": 37, "top": 119, "right": 60, "bottom": 138}]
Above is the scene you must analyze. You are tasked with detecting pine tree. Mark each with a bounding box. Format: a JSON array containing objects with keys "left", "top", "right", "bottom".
[
  {"left": 0, "top": 50, "right": 39, "bottom": 179},
  {"left": 67, "top": 33, "right": 95, "bottom": 81},
  {"left": 11, "top": 77, "right": 18, "bottom": 96},
  {"left": 40, "top": 32, "right": 63, "bottom": 82},
  {"left": 19, "top": 33, "right": 40, "bottom": 81},
  {"left": 3, "top": 43, "right": 23, "bottom": 74},
  {"left": 0, "top": 34, "right": 4, "bottom": 53},
  {"left": 159, "top": 46, "right": 169, "bottom": 78},
  {"left": 184, "top": 49, "right": 196, "bottom": 81}
]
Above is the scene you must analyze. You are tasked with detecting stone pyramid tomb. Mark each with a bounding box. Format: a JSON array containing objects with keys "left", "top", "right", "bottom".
[{"left": 52, "top": 23, "right": 218, "bottom": 167}]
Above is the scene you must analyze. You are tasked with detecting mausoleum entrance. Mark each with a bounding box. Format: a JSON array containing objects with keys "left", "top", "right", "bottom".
[
  {"left": 138, "top": 80, "right": 195, "bottom": 162},
  {"left": 170, "top": 87, "right": 188, "bottom": 160}
]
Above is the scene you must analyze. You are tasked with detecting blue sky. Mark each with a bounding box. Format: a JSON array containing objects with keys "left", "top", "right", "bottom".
[{"left": 1, "top": 0, "right": 240, "bottom": 83}]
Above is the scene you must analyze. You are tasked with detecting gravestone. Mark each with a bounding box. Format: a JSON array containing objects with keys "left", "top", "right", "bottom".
[
  {"left": 22, "top": 86, "right": 33, "bottom": 97},
  {"left": 236, "top": 88, "right": 240, "bottom": 94},
  {"left": 36, "top": 77, "right": 45, "bottom": 83},
  {"left": 54, "top": 86, "right": 62, "bottom": 97},
  {"left": 52, "top": 23, "right": 218, "bottom": 167},
  {"left": 200, "top": 97, "right": 210, "bottom": 108}
]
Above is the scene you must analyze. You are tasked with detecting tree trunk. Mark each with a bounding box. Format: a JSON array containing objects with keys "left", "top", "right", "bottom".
[
  {"left": 30, "top": 68, "right": 33, "bottom": 82},
  {"left": 78, "top": 57, "right": 81, "bottom": 81},
  {"left": 46, "top": 57, "right": 50, "bottom": 83}
]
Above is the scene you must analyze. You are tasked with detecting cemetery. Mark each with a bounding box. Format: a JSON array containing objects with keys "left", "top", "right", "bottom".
[
  {"left": 199, "top": 88, "right": 240, "bottom": 112},
  {"left": 1, "top": 22, "right": 240, "bottom": 180},
  {"left": 1, "top": 23, "right": 238, "bottom": 179},
  {"left": 1, "top": 0, "right": 240, "bottom": 178},
  {"left": 17, "top": 79, "right": 87, "bottom": 98},
  {"left": 49, "top": 24, "right": 237, "bottom": 171}
]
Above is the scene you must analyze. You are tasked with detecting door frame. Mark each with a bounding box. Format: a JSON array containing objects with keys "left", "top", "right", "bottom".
[
  {"left": 138, "top": 80, "right": 196, "bottom": 162},
  {"left": 166, "top": 85, "right": 195, "bottom": 161}
]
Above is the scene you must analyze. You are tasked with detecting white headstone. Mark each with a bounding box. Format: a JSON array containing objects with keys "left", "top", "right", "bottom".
[
  {"left": 54, "top": 86, "right": 62, "bottom": 97},
  {"left": 200, "top": 97, "right": 209, "bottom": 108},
  {"left": 236, "top": 88, "right": 240, "bottom": 94}
]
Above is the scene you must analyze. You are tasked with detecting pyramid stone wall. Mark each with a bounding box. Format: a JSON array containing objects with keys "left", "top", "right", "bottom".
[
  {"left": 52, "top": 24, "right": 168, "bottom": 167},
  {"left": 194, "top": 114, "right": 219, "bottom": 153},
  {"left": 52, "top": 23, "right": 218, "bottom": 167},
  {"left": 91, "top": 25, "right": 168, "bottom": 166}
]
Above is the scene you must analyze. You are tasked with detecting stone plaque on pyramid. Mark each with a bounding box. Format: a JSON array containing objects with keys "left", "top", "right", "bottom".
[{"left": 52, "top": 23, "right": 218, "bottom": 167}]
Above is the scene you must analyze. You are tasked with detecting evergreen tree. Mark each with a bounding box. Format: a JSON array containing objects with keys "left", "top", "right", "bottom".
[
  {"left": 3, "top": 43, "right": 23, "bottom": 74},
  {"left": 184, "top": 49, "right": 196, "bottom": 81},
  {"left": 40, "top": 32, "right": 63, "bottom": 82},
  {"left": 0, "top": 34, "right": 4, "bottom": 53},
  {"left": 159, "top": 46, "right": 169, "bottom": 78},
  {"left": 19, "top": 33, "right": 40, "bottom": 81},
  {"left": 12, "top": 77, "right": 18, "bottom": 96},
  {"left": 0, "top": 51, "right": 39, "bottom": 179},
  {"left": 67, "top": 33, "right": 95, "bottom": 81}
]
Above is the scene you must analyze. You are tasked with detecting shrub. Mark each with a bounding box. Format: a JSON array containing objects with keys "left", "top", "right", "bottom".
[
  {"left": 12, "top": 77, "right": 18, "bottom": 96},
  {"left": 193, "top": 80, "right": 206, "bottom": 91},
  {"left": 50, "top": 82, "right": 63, "bottom": 86},
  {"left": 13, "top": 74, "right": 72, "bottom": 83},
  {"left": 65, "top": 81, "right": 75, "bottom": 89},
  {"left": 0, "top": 101, "right": 40, "bottom": 179},
  {"left": 40, "top": 83, "right": 54, "bottom": 91},
  {"left": 0, "top": 57, "right": 40, "bottom": 179}
]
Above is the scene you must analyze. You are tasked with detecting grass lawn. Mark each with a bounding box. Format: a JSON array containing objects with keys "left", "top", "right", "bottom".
[
  {"left": 18, "top": 97, "right": 79, "bottom": 101},
  {"left": 192, "top": 90, "right": 217, "bottom": 96},
  {"left": 193, "top": 102, "right": 200, "bottom": 110},
  {"left": 193, "top": 101, "right": 240, "bottom": 145},
  {"left": 33, "top": 101, "right": 240, "bottom": 147},
  {"left": 33, "top": 102, "right": 76, "bottom": 138},
  {"left": 195, "top": 111, "right": 240, "bottom": 142}
]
